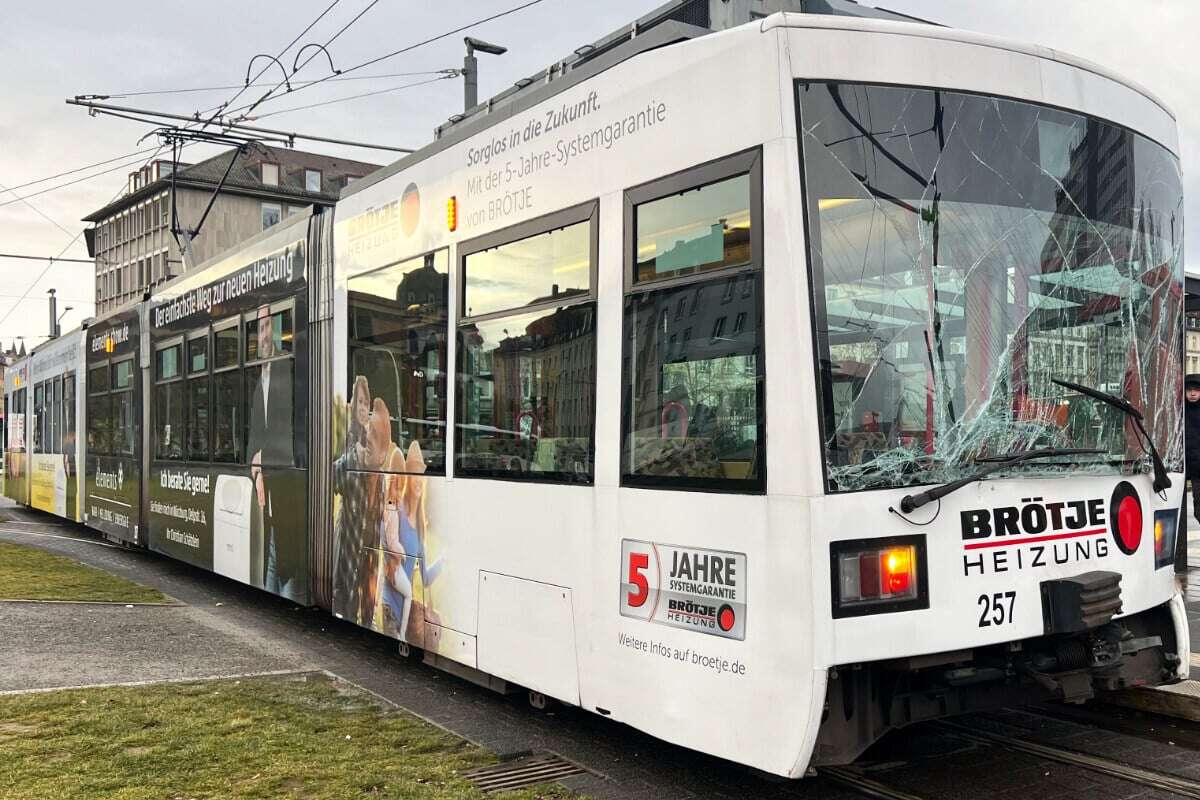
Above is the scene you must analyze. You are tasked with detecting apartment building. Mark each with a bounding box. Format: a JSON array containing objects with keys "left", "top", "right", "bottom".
[{"left": 83, "top": 147, "right": 380, "bottom": 314}]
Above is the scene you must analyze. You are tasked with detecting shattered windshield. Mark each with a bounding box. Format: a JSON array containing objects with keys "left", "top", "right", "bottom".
[{"left": 797, "top": 82, "right": 1184, "bottom": 492}]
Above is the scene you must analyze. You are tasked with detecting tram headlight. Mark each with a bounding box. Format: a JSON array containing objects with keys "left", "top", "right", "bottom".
[
  {"left": 1153, "top": 509, "right": 1177, "bottom": 570},
  {"left": 830, "top": 535, "right": 928, "bottom": 618}
]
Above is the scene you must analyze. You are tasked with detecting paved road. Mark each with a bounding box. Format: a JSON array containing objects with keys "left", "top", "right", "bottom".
[{"left": 2, "top": 504, "right": 1198, "bottom": 800}]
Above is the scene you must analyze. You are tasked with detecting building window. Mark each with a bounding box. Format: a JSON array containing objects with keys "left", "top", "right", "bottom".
[
  {"left": 348, "top": 250, "right": 449, "bottom": 473},
  {"left": 305, "top": 169, "right": 322, "bottom": 192},
  {"left": 261, "top": 163, "right": 279, "bottom": 186},
  {"left": 262, "top": 202, "right": 282, "bottom": 230},
  {"left": 456, "top": 202, "right": 598, "bottom": 483},
  {"left": 621, "top": 150, "right": 764, "bottom": 492}
]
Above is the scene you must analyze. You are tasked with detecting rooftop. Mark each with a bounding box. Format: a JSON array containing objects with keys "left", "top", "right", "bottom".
[{"left": 83, "top": 146, "right": 382, "bottom": 223}]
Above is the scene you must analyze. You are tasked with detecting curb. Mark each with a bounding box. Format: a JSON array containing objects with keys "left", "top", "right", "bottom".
[{"left": 1104, "top": 658, "right": 1200, "bottom": 722}]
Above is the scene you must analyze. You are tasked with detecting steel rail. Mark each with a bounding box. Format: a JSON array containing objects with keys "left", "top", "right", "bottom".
[
  {"left": 821, "top": 766, "right": 928, "bottom": 800},
  {"left": 935, "top": 719, "right": 1200, "bottom": 798}
]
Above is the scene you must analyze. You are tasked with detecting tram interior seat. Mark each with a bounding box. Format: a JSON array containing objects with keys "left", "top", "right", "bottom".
[{"left": 632, "top": 437, "right": 724, "bottom": 479}]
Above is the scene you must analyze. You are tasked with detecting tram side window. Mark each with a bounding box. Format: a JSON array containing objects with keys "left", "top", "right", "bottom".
[
  {"left": 32, "top": 383, "right": 45, "bottom": 454},
  {"left": 154, "top": 344, "right": 184, "bottom": 460},
  {"left": 347, "top": 249, "right": 449, "bottom": 473},
  {"left": 9, "top": 388, "right": 24, "bottom": 451},
  {"left": 621, "top": 151, "right": 765, "bottom": 491},
  {"left": 186, "top": 334, "right": 209, "bottom": 461},
  {"left": 244, "top": 303, "right": 295, "bottom": 468},
  {"left": 456, "top": 204, "right": 597, "bottom": 482},
  {"left": 63, "top": 373, "right": 75, "bottom": 458},
  {"left": 87, "top": 364, "right": 111, "bottom": 454},
  {"left": 212, "top": 321, "right": 242, "bottom": 463},
  {"left": 51, "top": 377, "right": 62, "bottom": 454},
  {"left": 112, "top": 358, "right": 136, "bottom": 456}
]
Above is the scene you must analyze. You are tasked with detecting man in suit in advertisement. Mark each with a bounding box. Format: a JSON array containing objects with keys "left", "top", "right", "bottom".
[{"left": 248, "top": 302, "right": 296, "bottom": 598}]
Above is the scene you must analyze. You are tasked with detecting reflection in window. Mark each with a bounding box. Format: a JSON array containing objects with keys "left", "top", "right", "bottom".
[
  {"left": 113, "top": 387, "right": 135, "bottom": 455},
  {"left": 189, "top": 336, "right": 208, "bottom": 374},
  {"left": 156, "top": 345, "right": 181, "bottom": 381},
  {"left": 214, "top": 323, "right": 239, "bottom": 368},
  {"left": 634, "top": 174, "right": 751, "bottom": 284},
  {"left": 457, "top": 304, "right": 596, "bottom": 481},
  {"left": 622, "top": 278, "right": 762, "bottom": 488},
  {"left": 348, "top": 250, "right": 448, "bottom": 473},
  {"left": 798, "top": 81, "right": 1185, "bottom": 491},
  {"left": 187, "top": 377, "right": 209, "bottom": 461},
  {"left": 213, "top": 371, "right": 242, "bottom": 463},
  {"left": 155, "top": 345, "right": 183, "bottom": 460},
  {"left": 464, "top": 221, "right": 590, "bottom": 318},
  {"left": 155, "top": 382, "right": 183, "bottom": 459},
  {"left": 113, "top": 359, "right": 135, "bottom": 389},
  {"left": 245, "top": 306, "right": 294, "bottom": 362}
]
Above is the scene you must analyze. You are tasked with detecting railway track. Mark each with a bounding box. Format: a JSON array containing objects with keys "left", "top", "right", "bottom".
[
  {"left": 935, "top": 718, "right": 1200, "bottom": 798},
  {"left": 819, "top": 766, "right": 928, "bottom": 800},
  {"left": 1014, "top": 700, "right": 1200, "bottom": 750}
]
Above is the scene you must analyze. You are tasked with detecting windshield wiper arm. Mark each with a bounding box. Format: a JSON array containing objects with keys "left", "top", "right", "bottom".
[
  {"left": 898, "top": 448, "right": 1103, "bottom": 513},
  {"left": 1052, "top": 378, "right": 1171, "bottom": 493}
]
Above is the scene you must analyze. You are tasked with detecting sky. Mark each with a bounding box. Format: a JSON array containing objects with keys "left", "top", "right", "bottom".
[{"left": 0, "top": 0, "right": 1196, "bottom": 345}]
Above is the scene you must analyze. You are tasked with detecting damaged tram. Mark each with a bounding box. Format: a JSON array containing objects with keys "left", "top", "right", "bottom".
[{"left": 5, "top": 13, "right": 1190, "bottom": 777}]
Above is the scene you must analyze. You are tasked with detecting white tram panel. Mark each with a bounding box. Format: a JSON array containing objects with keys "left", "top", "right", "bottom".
[
  {"left": 332, "top": 18, "right": 783, "bottom": 664},
  {"left": 331, "top": 15, "right": 1187, "bottom": 779}
]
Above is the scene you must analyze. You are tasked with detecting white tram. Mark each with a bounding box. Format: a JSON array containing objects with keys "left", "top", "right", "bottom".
[{"left": 5, "top": 13, "right": 1190, "bottom": 776}]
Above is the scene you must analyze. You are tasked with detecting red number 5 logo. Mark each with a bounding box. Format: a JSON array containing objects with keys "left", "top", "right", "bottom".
[{"left": 627, "top": 552, "right": 650, "bottom": 608}]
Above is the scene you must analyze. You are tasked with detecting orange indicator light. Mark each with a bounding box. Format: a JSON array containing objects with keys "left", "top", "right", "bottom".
[{"left": 447, "top": 196, "right": 457, "bottom": 232}]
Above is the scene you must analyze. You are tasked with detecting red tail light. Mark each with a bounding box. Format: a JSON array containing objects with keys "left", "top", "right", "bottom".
[
  {"left": 833, "top": 537, "right": 926, "bottom": 617},
  {"left": 1153, "top": 509, "right": 1177, "bottom": 570}
]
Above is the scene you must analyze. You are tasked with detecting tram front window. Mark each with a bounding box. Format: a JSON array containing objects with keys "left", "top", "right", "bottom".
[{"left": 798, "top": 82, "right": 1184, "bottom": 492}]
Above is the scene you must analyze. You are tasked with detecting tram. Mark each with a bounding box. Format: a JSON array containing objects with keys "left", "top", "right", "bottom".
[{"left": 5, "top": 13, "right": 1190, "bottom": 777}]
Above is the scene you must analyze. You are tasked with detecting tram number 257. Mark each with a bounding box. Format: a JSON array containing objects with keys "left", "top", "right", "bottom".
[{"left": 977, "top": 591, "right": 1016, "bottom": 627}]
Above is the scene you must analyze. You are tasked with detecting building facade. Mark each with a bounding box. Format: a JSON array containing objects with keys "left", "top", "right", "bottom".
[{"left": 84, "top": 147, "right": 380, "bottom": 314}]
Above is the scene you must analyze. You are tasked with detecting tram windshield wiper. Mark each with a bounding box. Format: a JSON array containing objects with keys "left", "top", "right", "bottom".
[
  {"left": 1051, "top": 378, "right": 1172, "bottom": 494},
  {"left": 898, "top": 448, "right": 1104, "bottom": 513}
]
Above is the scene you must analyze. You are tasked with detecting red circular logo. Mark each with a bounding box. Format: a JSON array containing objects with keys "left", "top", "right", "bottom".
[
  {"left": 400, "top": 183, "right": 420, "bottom": 236},
  {"left": 717, "top": 604, "right": 736, "bottom": 632},
  {"left": 1109, "top": 481, "right": 1142, "bottom": 555}
]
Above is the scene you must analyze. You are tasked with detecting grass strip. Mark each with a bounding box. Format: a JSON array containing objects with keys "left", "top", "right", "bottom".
[
  {"left": 0, "top": 540, "right": 167, "bottom": 603},
  {"left": 0, "top": 673, "right": 577, "bottom": 800}
]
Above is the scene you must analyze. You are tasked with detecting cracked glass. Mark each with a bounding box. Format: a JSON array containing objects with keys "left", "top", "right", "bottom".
[{"left": 798, "top": 82, "right": 1184, "bottom": 492}]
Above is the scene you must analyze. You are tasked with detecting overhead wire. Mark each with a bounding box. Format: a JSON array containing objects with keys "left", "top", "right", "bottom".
[
  {"left": 201, "top": 0, "right": 344, "bottom": 124},
  {"left": 5, "top": 0, "right": 343, "bottom": 211},
  {"left": 2, "top": 146, "right": 164, "bottom": 194},
  {"left": 228, "top": 0, "right": 548, "bottom": 122},
  {"left": 0, "top": 254, "right": 95, "bottom": 264},
  {"left": 234, "top": 0, "right": 381, "bottom": 121},
  {"left": 4, "top": 0, "right": 354, "bottom": 335},
  {"left": 0, "top": 146, "right": 194, "bottom": 209},
  {"left": 83, "top": 69, "right": 456, "bottom": 100},
  {"left": 249, "top": 74, "right": 455, "bottom": 121},
  {"left": 0, "top": 181, "right": 76, "bottom": 240}
]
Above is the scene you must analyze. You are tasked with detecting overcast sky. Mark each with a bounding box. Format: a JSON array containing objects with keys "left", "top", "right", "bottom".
[{"left": 1, "top": 0, "right": 1196, "bottom": 345}]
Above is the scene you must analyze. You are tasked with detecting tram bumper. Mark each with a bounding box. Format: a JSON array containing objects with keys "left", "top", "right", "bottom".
[{"left": 810, "top": 592, "right": 1188, "bottom": 766}]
